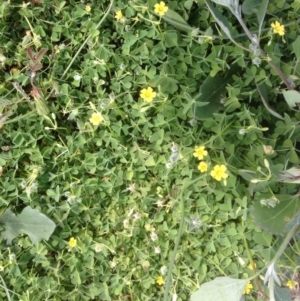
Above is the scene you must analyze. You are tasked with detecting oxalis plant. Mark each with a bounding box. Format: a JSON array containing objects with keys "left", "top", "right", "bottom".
[
  {"left": 0, "top": 0, "right": 299, "bottom": 300},
  {"left": 159, "top": 0, "right": 300, "bottom": 301}
]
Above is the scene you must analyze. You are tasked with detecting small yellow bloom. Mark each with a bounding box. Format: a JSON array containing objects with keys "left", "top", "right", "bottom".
[
  {"left": 69, "top": 237, "right": 77, "bottom": 248},
  {"left": 210, "top": 164, "right": 228, "bottom": 181},
  {"left": 0, "top": 266, "right": 4, "bottom": 272},
  {"left": 140, "top": 87, "right": 157, "bottom": 102},
  {"left": 85, "top": 5, "right": 91, "bottom": 13},
  {"left": 193, "top": 146, "right": 208, "bottom": 160},
  {"left": 286, "top": 280, "right": 297, "bottom": 289},
  {"left": 154, "top": 1, "right": 168, "bottom": 16},
  {"left": 115, "top": 10, "right": 123, "bottom": 21},
  {"left": 248, "top": 262, "right": 256, "bottom": 270},
  {"left": 271, "top": 21, "right": 285, "bottom": 36},
  {"left": 89, "top": 112, "right": 104, "bottom": 126},
  {"left": 198, "top": 161, "right": 208, "bottom": 173},
  {"left": 243, "top": 282, "right": 253, "bottom": 295},
  {"left": 156, "top": 276, "right": 164, "bottom": 285}
]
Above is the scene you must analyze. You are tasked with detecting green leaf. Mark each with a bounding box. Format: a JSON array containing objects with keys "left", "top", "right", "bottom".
[
  {"left": 0, "top": 206, "right": 56, "bottom": 244},
  {"left": 194, "top": 65, "right": 237, "bottom": 119},
  {"left": 256, "top": 0, "right": 268, "bottom": 38},
  {"left": 184, "top": 0, "right": 194, "bottom": 10},
  {"left": 191, "top": 277, "right": 249, "bottom": 301},
  {"left": 292, "top": 36, "right": 300, "bottom": 59},
  {"left": 162, "top": 9, "right": 194, "bottom": 33},
  {"left": 241, "top": 0, "right": 261, "bottom": 15},
  {"left": 282, "top": 90, "right": 300, "bottom": 109},
  {"left": 285, "top": 211, "right": 300, "bottom": 232},
  {"left": 277, "top": 167, "right": 300, "bottom": 183},
  {"left": 274, "top": 287, "right": 292, "bottom": 301},
  {"left": 205, "top": 1, "right": 246, "bottom": 50},
  {"left": 251, "top": 195, "right": 300, "bottom": 235},
  {"left": 164, "top": 31, "right": 178, "bottom": 48}
]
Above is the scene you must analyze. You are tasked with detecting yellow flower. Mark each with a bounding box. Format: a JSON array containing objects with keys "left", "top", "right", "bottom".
[
  {"left": 156, "top": 276, "right": 164, "bottom": 285},
  {"left": 286, "top": 280, "right": 297, "bottom": 289},
  {"left": 89, "top": 112, "right": 104, "bottom": 126},
  {"left": 140, "top": 87, "right": 157, "bottom": 102},
  {"left": 243, "top": 282, "right": 253, "bottom": 295},
  {"left": 193, "top": 146, "right": 208, "bottom": 160},
  {"left": 210, "top": 164, "right": 228, "bottom": 181},
  {"left": 248, "top": 262, "right": 256, "bottom": 270},
  {"left": 198, "top": 161, "right": 208, "bottom": 173},
  {"left": 69, "top": 237, "right": 77, "bottom": 248},
  {"left": 271, "top": 21, "right": 285, "bottom": 36},
  {"left": 115, "top": 10, "right": 123, "bottom": 21},
  {"left": 154, "top": 1, "right": 168, "bottom": 16},
  {"left": 85, "top": 5, "right": 91, "bottom": 13}
]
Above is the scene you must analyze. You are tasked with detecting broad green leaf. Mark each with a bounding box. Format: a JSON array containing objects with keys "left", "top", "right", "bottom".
[
  {"left": 282, "top": 90, "right": 300, "bottom": 109},
  {"left": 191, "top": 277, "right": 249, "bottom": 301},
  {"left": 194, "top": 65, "right": 237, "bottom": 119},
  {"left": 256, "top": 83, "right": 284, "bottom": 119},
  {"left": 241, "top": 0, "right": 261, "bottom": 15},
  {"left": 274, "top": 287, "right": 292, "bottom": 301},
  {"left": 285, "top": 211, "right": 300, "bottom": 232},
  {"left": 292, "top": 36, "right": 300, "bottom": 59},
  {"left": 162, "top": 9, "right": 194, "bottom": 33},
  {"left": 251, "top": 195, "right": 300, "bottom": 235},
  {"left": 0, "top": 206, "right": 56, "bottom": 244}
]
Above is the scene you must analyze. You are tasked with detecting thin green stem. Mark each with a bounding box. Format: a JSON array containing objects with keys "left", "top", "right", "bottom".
[
  {"left": 0, "top": 275, "right": 13, "bottom": 301},
  {"left": 62, "top": 0, "right": 114, "bottom": 78},
  {"left": 163, "top": 176, "right": 203, "bottom": 301}
]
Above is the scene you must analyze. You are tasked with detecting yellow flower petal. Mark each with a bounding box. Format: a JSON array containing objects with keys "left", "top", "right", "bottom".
[
  {"left": 271, "top": 21, "right": 285, "bottom": 36},
  {"left": 154, "top": 1, "right": 168, "bottom": 16},
  {"left": 210, "top": 164, "right": 228, "bottom": 181},
  {"left": 89, "top": 112, "right": 104, "bottom": 126},
  {"left": 198, "top": 161, "right": 208, "bottom": 172},
  {"left": 140, "top": 87, "right": 157, "bottom": 102},
  {"left": 115, "top": 10, "right": 123, "bottom": 21},
  {"left": 156, "top": 276, "right": 164, "bottom": 285},
  {"left": 193, "top": 146, "right": 208, "bottom": 160},
  {"left": 69, "top": 237, "right": 77, "bottom": 248},
  {"left": 243, "top": 282, "right": 253, "bottom": 295},
  {"left": 286, "top": 280, "right": 297, "bottom": 289}
]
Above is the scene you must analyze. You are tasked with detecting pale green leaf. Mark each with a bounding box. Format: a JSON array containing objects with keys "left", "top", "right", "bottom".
[
  {"left": 282, "top": 90, "right": 300, "bottom": 109},
  {"left": 277, "top": 167, "right": 300, "bottom": 184},
  {"left": 0, "top": 206, "right": 56, "bottom": 244},
  {"left": 274, "top": 287, "right": 293, "bottom": 301},
  {"left": 191, "top": 277, "right": 249, "bottom": 301}
]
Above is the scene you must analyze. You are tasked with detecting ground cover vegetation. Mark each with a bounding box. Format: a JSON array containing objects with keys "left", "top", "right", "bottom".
[{"left": 0, "top": 0, "right": 300, "bottom": 300}]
